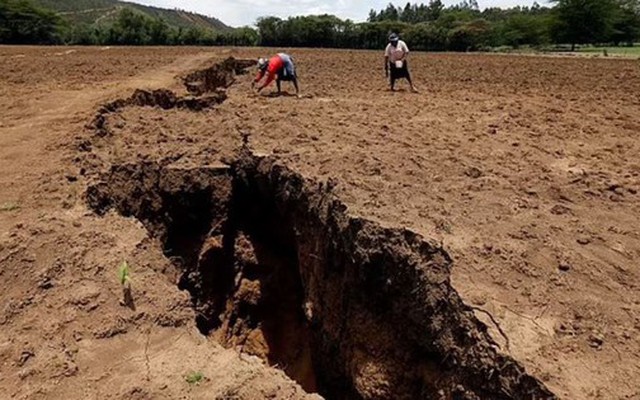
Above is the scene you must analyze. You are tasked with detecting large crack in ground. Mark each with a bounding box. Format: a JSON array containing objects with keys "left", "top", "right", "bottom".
[
  {"left": 80, "top": 57, "right": 556, "bottom": 399},
  {"left": 85, "top": 151, "right": 556, "bottom": 400},
  {"left": 182, "top": 57, "right": 256, "bottom": 95},
  {"left": 83, "top": 57, "right": 254, "bottom": 139}
]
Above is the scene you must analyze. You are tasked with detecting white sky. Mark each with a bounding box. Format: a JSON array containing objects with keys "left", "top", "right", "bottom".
[{"left": 133, "top": 0, "right": 548, "bottom": 27}]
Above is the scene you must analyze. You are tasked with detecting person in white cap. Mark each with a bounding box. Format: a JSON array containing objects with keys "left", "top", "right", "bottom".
[
  {"left": 384, "top": 33, "right": 417, "bottom": 92},
  {"left": 252, "top": 53, "right": 299, "bottom": 95}
]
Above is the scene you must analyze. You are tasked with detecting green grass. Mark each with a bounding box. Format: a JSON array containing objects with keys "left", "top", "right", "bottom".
[
  {"left": 577, "top": 45, "right": 640, "bottom": 57},
  {"left": 185, "top": 371, "right": 204, "bottom": 385},
  {"left": 500, "top": 44, "right": 640, "bottom": 58},
  {"left": 0, "top": 202, "right": 20, "bottom": 212}
]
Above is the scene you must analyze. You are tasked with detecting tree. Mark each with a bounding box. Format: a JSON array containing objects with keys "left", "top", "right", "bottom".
[
  {"left": 368, "top": 9, "right": 379, "bottom": 22},
  {"left": 256, "top": 16, "right": 282, "bottom": 46},
  {"left": 381, "top": 3, "right": 400, "bottom": 21},
  {"left": 404, "top": 22, "right": 448, "bottom": 50},
  {"left": 106, "top": 8, "right": 152, "bottom": 45},
  {"left": 495, "top": 14, "right": 550, "bottom": 47},
  {"left": 453, "top": 0, "right": 480, "bottom": 11},
  {"left": 225, "top": 27, "right": 259, "bottom": 46},
  {"left": 177, "top": 26, "right": 213, "bottom": 45},
  {"left": 426, "top": 0, "right": 445, "bottom": 21},
  {"left": 610, "top": 0, "right": 640, "bottom": 45},
  {"left": 148, "top": 17, "right": 171, "bottom": 45},
  {"left": 551, "top": 0, "right": 618, "bottom": 49},
  {"left": 0, "top": 0, "right": 61, "bottom": 44},
  {"left": 401, "top": 3, "right": 415, "bottom": 23},
  {"left": 448, "top": 18, "right": 491, "bottom": 51},
  {"left": 63, "top": 24, "right": 99, "bottom": 45}
]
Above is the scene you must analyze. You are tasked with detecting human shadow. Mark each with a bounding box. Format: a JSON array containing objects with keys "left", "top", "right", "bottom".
[{"left": 264, "top": 91, "right": 298, "bottom": 98}]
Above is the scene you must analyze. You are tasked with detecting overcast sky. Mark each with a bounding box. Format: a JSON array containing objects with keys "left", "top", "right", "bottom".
[{"left": 133, "top": 0, "right": 547, "bottom": 27}]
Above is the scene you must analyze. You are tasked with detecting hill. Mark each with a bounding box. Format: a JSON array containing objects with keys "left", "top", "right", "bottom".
[{"left": 31, "top": 0, "right": 231, "bottom": 31}]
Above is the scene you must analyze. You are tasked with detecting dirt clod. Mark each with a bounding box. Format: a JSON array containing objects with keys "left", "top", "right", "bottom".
[
  {"left": 551, "top": 204, "right": 572, "bottom": 215},
  {"left": 577, "top": 237, "right": 592, "bottom": 245},
  {"left": 588, "top": 334, "right": 604, "bottom": 349},
  {"left": 465, "top": 167, "right": 483, "bottom": 179},
  {"left": 558, "top": 262, "right": 571, "bottom": 272},
  {"left": 18, "top": 350, "right": 34, "bottom": 367}
]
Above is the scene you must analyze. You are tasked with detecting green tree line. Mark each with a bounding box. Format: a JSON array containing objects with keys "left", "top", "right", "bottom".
[
  {"left": 65, "top": 8, "right": 258, "bottom": 46},
  {"left": 258, "top": 0, "right": 640, "bottom": 51},
  {"left": 1, "top": 0, "right": 639, "bottom": 50},
  {"left": 0, "top": 0, "right": 257, "bottom": 45},
  {"left": 0, "top": 0, "right": 61, "bottom": 44}
]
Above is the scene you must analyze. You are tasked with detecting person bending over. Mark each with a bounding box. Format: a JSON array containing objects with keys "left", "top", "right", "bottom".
[{"left": 252, "top": 53, "right": 299, "bottom": 95}]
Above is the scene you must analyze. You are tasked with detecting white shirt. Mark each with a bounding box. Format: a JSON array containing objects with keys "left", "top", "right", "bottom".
[{"left": 385, "top": 40, "right": 409, "bottom": 62}]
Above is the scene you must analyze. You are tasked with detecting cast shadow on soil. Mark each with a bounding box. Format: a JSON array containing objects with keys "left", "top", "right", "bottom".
[
  {"left": 122, "top": 286, "right": 136, "bottom": 311},
  {"left": 264, "top": 91, "right": 299, "bottom": 98},
  {"left": 387, "top": 88, "right": 420, "bottom": 94}
]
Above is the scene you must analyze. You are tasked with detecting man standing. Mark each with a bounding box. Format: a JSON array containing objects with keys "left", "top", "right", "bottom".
[
  {"left": 252, "top": 53, "right": 299, "bottom": 95},
  {"left": 384, "top": 33, "right": 418, "bottom": 93}
]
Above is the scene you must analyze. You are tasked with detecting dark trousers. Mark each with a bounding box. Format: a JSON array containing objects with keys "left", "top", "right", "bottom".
[{"left": 389, "top": 60, "right": 411, "bottom": 85}]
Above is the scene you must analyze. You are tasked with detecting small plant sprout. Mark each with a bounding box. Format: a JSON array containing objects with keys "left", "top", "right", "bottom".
[
  {"left": 185, "top": 371, "right": 204, "bottom": 385},
  {"left": 119, "top": 261, "right": 131, "bottom": 288},
  {"left": 118, "top": 261, "right": 134, "bottom": 308}
]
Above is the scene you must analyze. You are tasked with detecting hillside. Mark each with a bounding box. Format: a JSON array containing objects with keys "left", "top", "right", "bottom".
[{"left": 32, "top": 0, "right": 231, "bottom": 31}]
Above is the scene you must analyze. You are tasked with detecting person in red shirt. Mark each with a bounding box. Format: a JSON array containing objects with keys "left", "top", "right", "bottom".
[{"left": 252, "top": 53, "right": 299, "bottom": 95}]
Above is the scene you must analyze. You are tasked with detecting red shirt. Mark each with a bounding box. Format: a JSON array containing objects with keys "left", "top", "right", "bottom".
[{"left": 254, "top": 55, "right": 285, "bottom": 88}]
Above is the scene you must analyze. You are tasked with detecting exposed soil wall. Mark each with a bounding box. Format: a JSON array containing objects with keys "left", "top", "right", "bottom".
[
  {"left": 85, "top": 57, "right": 254, "bottom": 138},
  {"left": 86, "top": 152, "right": 557, "bottom": 400},
  {"left": 182, "top": 57, "right": 256, "bottom": 95}
]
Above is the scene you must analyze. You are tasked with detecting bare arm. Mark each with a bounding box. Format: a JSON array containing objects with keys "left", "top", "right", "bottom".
[
  {"left": 257, "top": 71, "right": 277, "bottom": 92},
  {"left": 401, "top": 42, "right": 409, "bottom": 61},
  {"left": 384, "top": 43, "right": 391, "bottom": 76}
]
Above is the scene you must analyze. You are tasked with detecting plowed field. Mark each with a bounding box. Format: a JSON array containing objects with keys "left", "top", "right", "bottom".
[{"left": 1, "top": 46, "right": 639, "bottom": 400}]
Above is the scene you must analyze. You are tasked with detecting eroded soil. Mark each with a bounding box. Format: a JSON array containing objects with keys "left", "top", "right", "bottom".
[{"left": 0, "top": 46, "right": 639, "bottom": 400}]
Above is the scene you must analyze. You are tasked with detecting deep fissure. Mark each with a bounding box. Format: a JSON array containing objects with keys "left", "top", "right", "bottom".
[
  {"left": 82, "top": 57, "right": 555, "bottom": 400},
  {"left": 86, "top": 155, "right": 557, "bottom": 400}
]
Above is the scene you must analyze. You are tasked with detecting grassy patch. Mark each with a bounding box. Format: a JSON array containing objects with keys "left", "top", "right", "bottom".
[
  {"left": 0, "top": 202, "right": 20, "bottom": 212},
  {"left": 577, "top": 46, "right": 640, "bottom": 57},
  {"left": 185, "top": 371, "right": 204, "bottom": 385}
]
